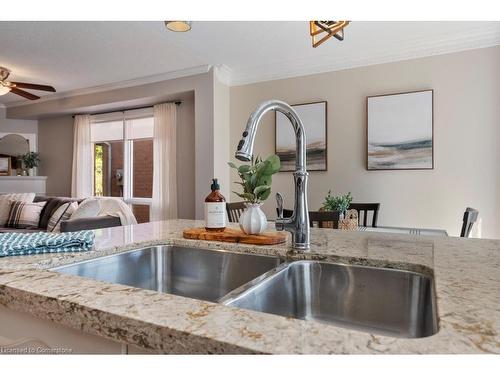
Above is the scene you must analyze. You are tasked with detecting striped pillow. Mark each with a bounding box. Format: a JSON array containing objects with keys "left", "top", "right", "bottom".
[
  {"left": 0, "top": 193, "right": 35, "bottom": 226},
  {"left": 47, "top": 201, "right": 78, "bottom": 232},
  {"left": 0, "top": 199, "right": 13, "bottom": 226},
  {"left": 5, "top": 201, "right": 47, "bottom": 229}
]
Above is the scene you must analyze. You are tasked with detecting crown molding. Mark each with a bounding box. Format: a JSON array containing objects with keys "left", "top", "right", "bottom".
[
  {"left": 230, "top": 27, "right": 500, "bottom": 86},
  {"left": 213, "top": 64, "right": 233, "bottom": 86},
  {"left": 2, "top": 25, "right": 499, "bottom": 107},
  {"left": 4, "top": 65, "right": 211, "bottom": 108}
]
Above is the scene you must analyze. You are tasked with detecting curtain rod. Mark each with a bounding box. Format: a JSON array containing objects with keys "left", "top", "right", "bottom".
[{"left": 72, "top": 101, "right": 182, "bottom": 118}]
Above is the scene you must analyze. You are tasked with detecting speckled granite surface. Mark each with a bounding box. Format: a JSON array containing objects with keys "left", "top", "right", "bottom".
[{"left": 0, "top": 219, "right": 498, "bottom": 354}]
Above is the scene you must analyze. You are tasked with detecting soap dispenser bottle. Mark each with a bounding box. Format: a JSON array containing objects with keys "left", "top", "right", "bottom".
[{"left": 204, "top": 178, "right": 226, "bottom": 232}]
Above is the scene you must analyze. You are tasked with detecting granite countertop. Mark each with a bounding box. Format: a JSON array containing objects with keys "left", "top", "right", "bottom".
[{"left": 0, "top": 219, "right": 499, "bottom": 354}]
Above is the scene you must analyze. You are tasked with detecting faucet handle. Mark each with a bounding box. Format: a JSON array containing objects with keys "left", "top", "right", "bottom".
[{"left": 276, "top": 192, "right": 284, "bottom": 219}]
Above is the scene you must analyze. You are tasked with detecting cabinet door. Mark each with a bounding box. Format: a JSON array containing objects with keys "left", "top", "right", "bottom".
[{"left": 0, "top": 305, "right": 124, "bottom": 354}]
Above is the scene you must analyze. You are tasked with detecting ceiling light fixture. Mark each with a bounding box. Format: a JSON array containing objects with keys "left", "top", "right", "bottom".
[
  {"left": 0, "top": 85, "right": 11, "bottom": 96},
  {"left": 310, "top": 21, "right": 350, "bottom": 48},
  {"left": 164, "top": 21, "right": 192, "bottom": 32},
  {"left": 0, "top": 66, "right": 56, "bottom": 100}
]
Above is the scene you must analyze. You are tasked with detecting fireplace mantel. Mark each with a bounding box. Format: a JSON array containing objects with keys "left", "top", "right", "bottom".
[{"left": 0, "top": 176, "right": 47, "bottom": 195}]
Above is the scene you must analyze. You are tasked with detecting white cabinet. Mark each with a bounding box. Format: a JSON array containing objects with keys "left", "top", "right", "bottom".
[{"left": 0, "top": 305, "right": 124, "bottom": 354}]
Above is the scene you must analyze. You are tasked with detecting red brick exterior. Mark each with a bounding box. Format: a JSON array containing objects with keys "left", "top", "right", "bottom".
[
  {"left": 132, "top": 139, "right": 153, "bottom": 223},
  {"left": 104, "top": 139, "right": 153, "bottom": 224}
]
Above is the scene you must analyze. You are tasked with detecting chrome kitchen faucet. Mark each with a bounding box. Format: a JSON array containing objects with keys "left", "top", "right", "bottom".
[{"left": 235, "top": 100, "right": 310, "bottom": 250}]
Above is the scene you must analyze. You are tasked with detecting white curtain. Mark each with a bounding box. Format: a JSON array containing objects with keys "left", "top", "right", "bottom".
[
  {"left": 151, "top": 103, "right": 178, "bottom": 221},
  {"left": 71, "top": 115, "right": 93, "bottom": 198}
]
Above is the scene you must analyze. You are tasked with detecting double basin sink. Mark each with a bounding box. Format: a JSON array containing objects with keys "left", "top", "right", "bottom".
[{"left": 52, "top": 245, "right": 438, "bottom": 338}]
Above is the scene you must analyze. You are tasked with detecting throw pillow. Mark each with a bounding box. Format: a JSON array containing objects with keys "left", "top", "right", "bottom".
[
  {"left": 0, "top": 199, "right": 12, "bottom": 226},
  {"left": 6, "top": 201, "right": 47, "bottom": 229},
  {"left": 0, "top": 194, "right": 36, "bottom": 226},
  {"left": 70, "top": 198, "right": 101, "bottom": 220},
  {"left": 47, "top": 201, "right": 78, "bottom": 232}
]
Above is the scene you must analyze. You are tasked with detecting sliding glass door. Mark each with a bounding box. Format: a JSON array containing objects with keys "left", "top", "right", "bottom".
[{"left": 91, "top": 108, "right": 154, "bottom": 223}]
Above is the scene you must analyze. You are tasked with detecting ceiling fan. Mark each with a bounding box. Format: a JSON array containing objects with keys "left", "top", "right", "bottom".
[{"left": 0, "top": 66, "right": 56, "bottom": 100}]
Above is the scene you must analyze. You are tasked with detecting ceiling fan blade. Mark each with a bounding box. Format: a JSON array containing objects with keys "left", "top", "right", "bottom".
[
  {"left": 10, "top": 82, "right": 56, "bottom": 92},
  {"left": 10, "top": 87, "right": 40, "bottom": 100}
]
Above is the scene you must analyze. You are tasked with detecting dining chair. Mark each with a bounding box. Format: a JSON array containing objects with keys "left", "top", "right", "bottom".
[
  {"left": 349, "top": 203, "right": 380, "bottom": 227},
  {"left": 226, "top": 202, "right": 246, "bottom": 223},
  {"left": 279, "top": 209, "right": 340, "bottom": 228},
  {"left": 460, "top": 207, "right": 479, "bottom": 238}
]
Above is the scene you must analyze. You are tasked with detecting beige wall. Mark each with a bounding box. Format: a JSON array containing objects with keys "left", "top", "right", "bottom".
[
  {"left": 37, "top": 96, "right": 196, "bottom": 219},
  {"left": 176, "top": 97, "right": 196, "bottom": 219},
  {"left": 0, "top": 107, "right": 38, "bottom": 136},
  {"left": 38, "top": 115, "right": 73, "bottom": 197},
  {"left": 230, "top": 46, "right": 500, "bottom": 239},
  {"left": 213, "top": 75, "right": 231, "bottom": 198}
]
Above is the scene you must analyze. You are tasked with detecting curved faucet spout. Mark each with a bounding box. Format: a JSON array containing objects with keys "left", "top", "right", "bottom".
[
  {"left": 235, "top": 100, "right": 307, "bottom": 172},
  {"left": 234, "top": 100, "right": 310, "bottom": 250}
]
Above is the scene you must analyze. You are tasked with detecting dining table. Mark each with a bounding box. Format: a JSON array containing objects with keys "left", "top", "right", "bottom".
[
  {"left": 358, "top": 226, "right": 448, "bottom": 237},
  {"left": 267, "top": 219, "right": 449, "bottom": 237}
]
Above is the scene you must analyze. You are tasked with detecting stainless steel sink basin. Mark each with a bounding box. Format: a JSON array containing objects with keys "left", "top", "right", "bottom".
[
  {"left": 221, "top": 260, "right": 438, "bottom": 338},
  {"left": 52, "top": 245, "right": 282, "bottom": 303},
  {"left": 53, "top": 246, "right": 437, "bottom": 338}
]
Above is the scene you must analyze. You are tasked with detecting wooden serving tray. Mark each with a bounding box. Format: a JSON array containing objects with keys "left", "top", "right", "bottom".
[{"left": 182, "top": 227, "right": 287, "bottom": 245}]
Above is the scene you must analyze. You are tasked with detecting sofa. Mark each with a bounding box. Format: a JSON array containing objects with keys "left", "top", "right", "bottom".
[{"left": 0, "top": 196, "right": 122, "bottom": 233}]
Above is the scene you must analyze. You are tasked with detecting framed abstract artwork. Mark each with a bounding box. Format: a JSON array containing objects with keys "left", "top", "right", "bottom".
[
  {"left": 367, "top": 90, "right": 434, "bottom": 170},
  {"left": 275, "top": 101, "right": 327, "bottom": 172}
]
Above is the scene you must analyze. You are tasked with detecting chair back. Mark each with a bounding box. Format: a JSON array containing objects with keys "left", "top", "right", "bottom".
[
  {"left": 278, "top": 208, "right": 340, "bottom": 228},
  {"left": 460, "top": 207, "right": 479, "bottom": 238},
  {"left": 349, "top": 203, "right": 380, "bottom": 227},
  {"left": 226, "top": 202, "right": 246, "bottom": 223},
  {"left": 309, "top": 210, "right": 340, "bottom": 228}
]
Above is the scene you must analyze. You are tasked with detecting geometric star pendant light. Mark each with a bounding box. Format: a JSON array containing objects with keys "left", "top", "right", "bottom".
[{"left": 309, "top": 21, "right": 350, "bottom": 48}]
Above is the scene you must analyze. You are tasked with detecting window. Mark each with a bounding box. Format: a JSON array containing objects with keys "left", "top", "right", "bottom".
[{"left": 91, "top": 108, "right": 154, "bottom": 223}]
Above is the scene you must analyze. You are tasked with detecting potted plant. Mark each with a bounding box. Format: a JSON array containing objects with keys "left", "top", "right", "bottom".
[
  {"left": 321, "top": 190, "right": 353, "bottom": 228},
  {"left": 21, "top": 151, "right": 40, "bottom": 176},
  {"left": 228, "top": 155, "right": 281, "bottom": 234}
]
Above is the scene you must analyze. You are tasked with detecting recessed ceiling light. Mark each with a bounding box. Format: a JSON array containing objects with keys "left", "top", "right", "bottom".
[{"left": 164, "top": 21, "right": 192, "bottom": 32}]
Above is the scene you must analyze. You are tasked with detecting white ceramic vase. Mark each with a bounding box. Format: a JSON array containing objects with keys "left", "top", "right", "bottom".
[{"left": 239, "top": 203, "right": 267, "bottom": 235}]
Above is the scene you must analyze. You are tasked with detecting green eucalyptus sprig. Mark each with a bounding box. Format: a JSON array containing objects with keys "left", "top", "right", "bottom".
[
  {"left": 322, "top": 190, "right": 353, "bottom": 214},
  {"left": 228, "top": 155, "right": 281, "bottom": 204}
]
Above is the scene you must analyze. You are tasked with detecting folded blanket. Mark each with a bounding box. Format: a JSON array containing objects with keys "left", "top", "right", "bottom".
[
  {"left": 0, "top": 230, "right": 95, "bottom": 257},
  {"left": 76, "top": 197, "right": 138, "bottom": 226}
]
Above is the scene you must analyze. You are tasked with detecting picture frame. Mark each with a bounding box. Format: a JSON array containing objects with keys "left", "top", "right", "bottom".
[
  {"left": 0, "top": 156, "right": 12, "bottom": 176},
  {"left": 366, "top": 89, "right": 434, "bottom": 170},
  {"left": 275, "top": 101, "right": 327, "bottom": 172}
]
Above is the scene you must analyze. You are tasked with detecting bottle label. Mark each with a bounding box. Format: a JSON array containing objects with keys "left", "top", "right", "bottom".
[{"left": 205, "top": 202, "right": 227, "bottom": 228}]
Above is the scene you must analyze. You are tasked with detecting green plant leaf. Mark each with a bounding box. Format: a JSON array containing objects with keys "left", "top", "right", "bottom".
[
  {"left": 258, "top": 187, "right": 271, "bottom": 201},
  {"left": 253, "top": 185, "right": 270, "bottom": 196},
  {"left": 228, "top": 162, "right": 238, "bottom": 169},
  {"left": 256, "top": 160, "right": 270, "bottom": 175},
  {"left": 250, "top": 173, "right": 258, "bottom": 188},
  {"left": 238, "top": 165, "right": 251, "bottom": 174},
  {"left": 265, "top": 154, "right": 281, "bottom": 173},
  {"left": 257, "top": 174, "right": 272, "bottom": 187}
]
